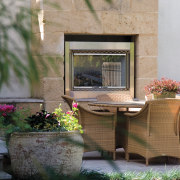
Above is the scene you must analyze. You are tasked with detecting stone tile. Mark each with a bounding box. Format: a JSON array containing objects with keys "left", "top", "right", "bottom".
[
  {"left": 16, "top": 102, "right": 44, "bottom": 115},
  {"left": 102, "top": 11, "right": 122, "bottom": 34},
  {"left": 31, "top": 76, "right": 44, "bottom": 98},
  {"left": 31, "top": 0, "right": 40, "bottom": 10},
  {"left": 44, "top": 11, "right": 70, "bottom": 33},
  {"left": 136, "top": 35, "right": 158, "bottom": 56},
  {"left": 31, "top": 55, "right": 64, "bottom": 79},
  {"left": 131, "top": 0, "right": 158, "bottom": 13},
  {"left": 41, "top": 32, "right": 64, "bottom": 55},
  {"left": 136, "top": 56, "right": 157, "bottom": 78},
  {"left": 102, "top": 12, "right": 157, "bottom": 34},
  {"left": 31, "top": 11, "right": 41, "bottom": 33},
  {"left": 43, "top": 0, "right": 73, "bottom": 11},
  {"left": 102, "top": 0, "right": 131, "bottom": 13},
  {"left": 45, "top": 101, "right": 70, "bottom": 113},
  {"left": 70, "top": 11, "right": 103, "bottom": 34},
  {"left": 135, "top": 13, "right": 158, "bottom": 35},
  {"left": 31, "top": 33, "right": 41, "bottom": 55},
  {"left": 42, "top": 56, "right": 64, "bottom": 78},
  {"left": 74, "top": 0, "right": 102, "bottom": 11},
  {"left": 136, "top": 78, "right": 155, "bottom": 100},
  {"left": 43, "top": 78, "right": 64, "bottom": 101}
]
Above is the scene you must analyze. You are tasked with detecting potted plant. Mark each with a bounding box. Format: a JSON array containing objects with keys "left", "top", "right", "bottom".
[
  {"left": 144, "top": 78, "right": 180, "bottom": 99},
  {"left": 0, "top": 103, "right": 84, "bottom": 178}
]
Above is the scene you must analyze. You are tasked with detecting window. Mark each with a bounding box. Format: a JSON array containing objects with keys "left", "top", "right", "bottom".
[{"left": 65, "top": 42, "right": 134, "bottom": 93}]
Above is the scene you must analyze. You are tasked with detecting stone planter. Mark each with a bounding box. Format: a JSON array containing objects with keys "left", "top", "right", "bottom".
[
  {"left": 8, "top": 131, "right": 84, "bottom": 178},
  {"left": 153, "top": 92, "right": 176, "bottom": 99}
]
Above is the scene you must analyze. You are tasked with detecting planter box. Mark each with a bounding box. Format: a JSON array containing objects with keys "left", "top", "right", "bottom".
[
  {"left": 8, "top": 131, "right": 83, "bottom": 178},
  {"left": 153, "top": 92, "right": 176, "bottom": 99}
]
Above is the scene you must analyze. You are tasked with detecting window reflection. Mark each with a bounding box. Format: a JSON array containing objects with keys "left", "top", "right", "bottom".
[{"left": 73, "top": 54, "right": 126, "bottom": 88}]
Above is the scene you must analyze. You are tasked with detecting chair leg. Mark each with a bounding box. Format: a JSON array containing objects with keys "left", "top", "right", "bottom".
[
  {"left": 125, "top": 152, "right": 129, "bottom": 161},
  {"left": 101, "top": 151, "right": 104, "bottom": 157},
  {"left": 146, "top": 158, "right": 149, "bottom": 166},
  {"left": 113, "top": 151, "right": 116, "bottom": 160}
]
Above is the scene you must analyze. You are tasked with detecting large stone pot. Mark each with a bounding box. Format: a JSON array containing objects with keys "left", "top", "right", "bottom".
[{"left": 8, "top": 131, "right": 84, "bottom": 178}]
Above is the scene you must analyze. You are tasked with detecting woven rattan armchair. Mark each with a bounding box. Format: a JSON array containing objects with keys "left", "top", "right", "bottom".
[
  {"left": 78, "top": 105, "right": 117, "bottom": 160},
  {"left": 61, "top": 95, "right": 75, "bottom": 110},
  {"left": 124, "top": 99, "right": 180, "bottom": 165}
]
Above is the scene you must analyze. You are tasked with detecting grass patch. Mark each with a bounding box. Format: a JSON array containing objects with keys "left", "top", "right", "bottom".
[{"left": 11, "top": 169, "right": 180, "bottom": 180}]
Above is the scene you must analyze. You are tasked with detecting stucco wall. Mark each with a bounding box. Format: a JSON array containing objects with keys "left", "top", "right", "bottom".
[
  {"left": 158, "top": 0, "right": 180, "bottom": 81},
  {"left": 0, "top": 0, "right": 31, "bottom": 98}
]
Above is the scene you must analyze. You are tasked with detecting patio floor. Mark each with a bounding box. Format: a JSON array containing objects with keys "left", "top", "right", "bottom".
[{"left": 82, "top": 148, "right": 180, "bottom": 174}]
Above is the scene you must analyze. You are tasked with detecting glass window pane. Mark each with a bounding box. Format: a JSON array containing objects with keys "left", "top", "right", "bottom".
[{"left": 73, "top": 54, "right": 126, "bottom": 88}]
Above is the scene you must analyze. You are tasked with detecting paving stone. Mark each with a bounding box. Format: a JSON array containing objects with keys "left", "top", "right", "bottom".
[
  {"left": 0, "top": 171, "right": 12, "bottom": 180},
  {"left": 82, "top": 149, "right": 180, "bottom": 173}
]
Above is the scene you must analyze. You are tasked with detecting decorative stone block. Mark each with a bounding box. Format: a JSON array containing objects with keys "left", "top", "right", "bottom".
[
  {"left": 70, "top": 11, "right": 103, "bottom": 34},
  {"left": 45, "top": 101, "right": 70, "bottom": 113},
  {"left": 43, "top": 78, "right": 64, "bottom": 101},
  {"left": 43, "top": 0, "right": 73, "bottom": 11},
  {"left": 31, "top": 10, "right": 42, "bottom": 33},
  {"left": 41, "top": 32, "right": 64, "bottom": 55},
  {"left": 102, "top": 12, "right": 157, "bottom": 34},
  {"left": 16, "top": 102, "right": 44, "bottom": 115},
  {"left": 136, "top": 56, "right": 157, "bottom": 78},
  {"left": 102, "top": 0, "right": 131, "bottom": 13},
  {"left": 136, "top": 35, "right": 158, "bottom": 56},
  {"left": 136, "top": 78, "right": 155, "bottom": 100},
  {"left": 31, "top": 0, "right": 40, "bottom": 10},
  {"left": 74, "top": 0, "right": 102, "bottom": 11},
  {"left": 43, "top": 56, "right": 64, "bottom": 78},
  {"left": 131, "top": 0, "right": 158, "bottom": 13},
  {"left": 31, "top": 33, "right": 41, "bottom": 55},
  {"left": 44, "top": 11, "right": 70, "bottom": 33}
]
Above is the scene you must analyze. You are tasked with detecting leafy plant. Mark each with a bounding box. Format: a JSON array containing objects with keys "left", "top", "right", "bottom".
[
  {"left": 25, "top": 110, "right": 65, "bottom": 132},
  {"left": 0, "top": 104, "right": 32, "bottom": 141},
  {"left": 54, "top": 102, "right": 83, "bottom": 133}
]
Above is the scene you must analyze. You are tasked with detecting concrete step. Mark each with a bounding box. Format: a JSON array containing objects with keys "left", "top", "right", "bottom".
[
  {"left": 0, "top": 171, "right": 12, "bottom": 180},
  {"left": 0, "top": 140, "right": 12, "bottom": 179},
  {"left": 0, "top": 141, "right": 8, "bottom": 155}
]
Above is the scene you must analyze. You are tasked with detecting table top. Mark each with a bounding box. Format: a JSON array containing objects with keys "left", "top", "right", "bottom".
[{"left": 88, "top": 101, "right": 145, "bottom": 108}]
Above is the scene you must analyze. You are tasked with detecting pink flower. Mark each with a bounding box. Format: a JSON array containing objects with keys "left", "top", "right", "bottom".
[
  {"left": 45, "top": 114, "right": 50, "bottom": 119},
  {"left": 66, "top": 111, "right": 71, "bottom": 115},
  {"left": 2, "top": 113, "right": 6, "bottom": 117},
  {"left": 72, "top": 102, "right": 78, "bottom": 108}
]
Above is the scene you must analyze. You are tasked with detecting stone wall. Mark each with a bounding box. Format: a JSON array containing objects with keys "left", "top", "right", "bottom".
[{"left": 31, "top": 0, "right": 158, "bottom": 112}]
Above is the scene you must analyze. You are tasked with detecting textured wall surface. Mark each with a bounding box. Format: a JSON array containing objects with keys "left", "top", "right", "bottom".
[
  {"left": 9, "top": 131, "right": 84, "bottom": 177},
  {"left": 31, "top": 0, "right": 158, "bottom": 110}
]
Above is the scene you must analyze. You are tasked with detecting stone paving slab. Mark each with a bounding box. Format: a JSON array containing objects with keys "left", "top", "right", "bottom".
[
  {"left": 0, "top": 171, "right": 11, "bottom": 180},
  {"left": 81, "top": 149, "right": 180, "bottom": 174},
  {"left": 0, "top": 141, "right": 8, "bottom": 155}
]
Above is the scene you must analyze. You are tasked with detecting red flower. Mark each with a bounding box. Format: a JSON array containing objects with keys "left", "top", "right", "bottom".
[{"left": 2, "top": 113, "right": 7, "bottom": 117}]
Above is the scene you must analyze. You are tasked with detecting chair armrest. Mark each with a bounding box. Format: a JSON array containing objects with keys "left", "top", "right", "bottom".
[
  {"left": 124, "top": 103, "right": 149, "bottom": 118},
  {"left": 124, "top": 112, "right": 139, "bottom": 117},
  {"left": 79, "top": 105, "right": 115, "bottom": 117}
]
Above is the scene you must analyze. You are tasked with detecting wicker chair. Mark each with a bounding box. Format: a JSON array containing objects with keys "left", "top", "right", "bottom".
[
  {"left": 97, "top": 93, "right": 133, "bottom": 149},
  {"left": 78, "top": 104, "right": 117, "bottom": 160},
  {"left": 124, "top": 99, "right": 180, "bottom": 165},
  {"left": 61, "top": 95, "right": 75, "bottom": 110}
]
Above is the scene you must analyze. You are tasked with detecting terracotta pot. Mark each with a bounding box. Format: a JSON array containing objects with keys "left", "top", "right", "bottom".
[
  {"left": 153, "top": 92, "right": 176, "bottom": 99},
  {"left": 8, "top": 131, "right": 84, "bottom": 178}
]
